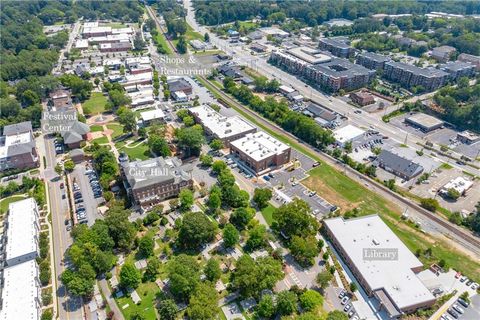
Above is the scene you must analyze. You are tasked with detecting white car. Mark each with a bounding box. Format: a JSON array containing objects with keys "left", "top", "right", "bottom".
[
  {"left": 471, "top": 282, "right": 479, "bottom": 290},
  {"left": 341, "top": 296, "right": 349, "bottom": 305}
]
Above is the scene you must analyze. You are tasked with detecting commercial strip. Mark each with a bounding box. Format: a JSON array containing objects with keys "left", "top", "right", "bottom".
[
  {"left": 0, "top": 198, "right": 42, "bottom": 320},
  {"left": 405, "top": 113, "right": 444, "bottom": 132},
  {"left": 324, "top": 215, "right": 436, "bottom": 318},
  {"left": 376, "top": 149, "right": 424, "bottom": 181}
]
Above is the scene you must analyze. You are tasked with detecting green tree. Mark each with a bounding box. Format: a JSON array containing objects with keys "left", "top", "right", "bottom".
[
  {"left": 327, "top": 310, "right": 349, "bottom": 320},
  {"left": 104, "top": 208, "right": 136, "bottom": 250},
  {"left": 276, "top": 290, "right": 298, "bottom": 316},
  {"left": 130, "top": 311, "right": 146, "bottom": 320},
  {"left": 117, "top": 106, "right": 137, "bottom": 133},
  {"left": 273, "top": 199, "right": 318, "bottom": 239},
  {"left": 120, "top": 262, "right": 141, "bottom": 289},
  {"left": 200, "top": 153, "right": 213, "bottom": 167},
  {"left": 223, "top": 223, "right": 239, "bottom": 248},
  {"left": 177, "top": 212, "right": 216, "bottom": 250},
  {"left": 157, "top": 299, "right": 178, "bottom": 320},
  {"left": 209, "top": 139, "right": 223, "bottom": 151},
  {"left": 211, "top": 160, "right": 227, "bottom": 174},
  {"left": 420, "top": 198, "right": 439, "bottom": 212},
  {"left": 148, "top": 134, "right": 171, "bottom": 157},
  {"left": 207, "top": 191, "right": 221, "bottom": 213},
  {"left": 257, "top": 294, "right": 275, "bottom": 318},
  {"left": 350, "top": 282, "right": 358, "bottom": 292},
  {"left": 232, "top": 256, "right": 283, "bottom": 298},
  {"left": 246, "top": 224, "right": 267, "bottom": 251},
  {"left": 143, "top": 257, "right": 160, "bottom": 282},
  {"left": 289, "top": 235, "right": 320, "bottom": 267},
  {"left": 138, "top": 235, "right": 154, "bottom": 258},
  {"left": 179, "top": 188, "right": 194, "bottom": 211},
  {"left": 316, "top": 270, "right": 333, "bottom": 289},
  {"left": 253, "top": 188, "right": 272, "bottom": 209},
  {"left": 204, "top": 258, "right": 221, "bottom": 282},
  {"left": 64, "top": 159, "right": 75, "bottom": 172},
  {"left": 176, "top": 126, "right": 205, "bottom": 157},
  {"left": 230, "top": 206, "right": 255, "bottom": 230},
  {"left": 54, "top": 164, "right": 62, "bottom": 175},
  {"left": 176, "top": 36, "right": 188, "bottom": 54},
  {"left": 447, "top": 188, "right": 461, "bottom": 200},
  {"left": 167, "top": 254, "right": 200, "bottom": 300},
  {"left": 300, "top": 289, "right": 324, "bottom": 312},
  {"left": 187, "top": 282, "right": 219, "bottom": 320}
]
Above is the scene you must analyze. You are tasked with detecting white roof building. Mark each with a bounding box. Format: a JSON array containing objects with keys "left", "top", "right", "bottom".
[
  {"left": 333, "top": 124, "right": 365, "bottom": 146},
  {"left": 111, "top": 27, "right": 134, "bottom": 35},
  {"left": 125, "top": 56, "right": 151, "bottom": 69},
  {"left": 75, "top": 39, "right": 89, "bottom": 49},
  {"left": 279, "top": 85, "right": 296, "bottom": 94},
  {"left": 189, "top": 105, "right": 256, "bottom": 141},
  {"left": 122, "top": 72, "right": 153, "bottom": 86},
  {"left": 324, "top": 215, "right": 435, "bottom": 317},
  {"left": 230, "top": 131, "right": 290, "bottom": 162},
  {"left": 259, "top": 27, "right": 290, "bottom": 38},
  {"left": 0, "top": 259, "right": 41, "bottom": 320},
  {"left": 128, "top": 89, "right": 155, "bottom": 107},
  {"left": 440, "top": 177, "right": 474, "bottom": 196},
  {"left": 84, "top": 21, "right": 99, "bottom": 28},
  {"left": 140, "top": 109, "right": 166, "bottom": 122},
  {"left": 88, "top": 33, "right": 130, "bottom": 44},
  {"left": 5, "top": 198, "right": 40, "bottom": 266}
]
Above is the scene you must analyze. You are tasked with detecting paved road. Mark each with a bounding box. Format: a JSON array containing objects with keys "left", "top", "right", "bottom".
[
  {"left": 183, "top": 0, "right": 480, "bottom": 178},
  {"left": 41, "top": 136, "right": 84, "bottom": 320}
]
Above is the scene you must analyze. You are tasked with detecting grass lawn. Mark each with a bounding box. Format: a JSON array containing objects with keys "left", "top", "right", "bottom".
[
  {"left": 116, "top": 282, "right": 159, "bottom": 320},
  {"left": 106, "top": 123, "right": 125, "bottom": 139},
  {"left": 153, "top": 32, "right": 172, "bottom": 55},
  {"left": 261, "top": 204, "right": 276, "bottom": 226},
  {"left": 119, "top": 140, "right": 151, "bottom": 161},
  {"left": 92, "top": 136, "right": 109, "bottom": 144},
  {"left": 173, "top": 24, "right": 203, "bottom": 47},
  {"left": 0, "top": 194, "right": 27, "bottom": 214},
  {"left": 83, "top": 92, "right": 108, "bottom": 115},
  {"left": 105, "top": 22, "right": 126, "bottom": 29},
  {"left": 198, "top": 76, "right": 480, "bottom": 283},
  {"left": 90, "top": 125, "right": 104, "bottom": 132}
]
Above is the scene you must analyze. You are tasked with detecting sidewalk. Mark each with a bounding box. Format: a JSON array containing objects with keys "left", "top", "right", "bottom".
[{"left": 98, "top": 277, "right": 125, "bottom": 320}]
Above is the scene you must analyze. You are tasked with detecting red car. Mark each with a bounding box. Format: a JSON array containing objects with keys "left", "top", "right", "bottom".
[
  {"left": 60, "top": 182, "right": 64, "bottom": 189},
  {"left": 455, "top": 272, "right": 461, "bottom": 279}
]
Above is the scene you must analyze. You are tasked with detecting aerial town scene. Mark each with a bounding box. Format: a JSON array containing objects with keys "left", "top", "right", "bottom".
[{"left": 1, "top": 1, "right": 480, "bottom": 320}]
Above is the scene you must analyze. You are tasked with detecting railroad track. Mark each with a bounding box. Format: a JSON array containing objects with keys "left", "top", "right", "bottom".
[
  {"left": 199, "top": 75, "right": 480, "bottom": 256},
  {"left": 146, "top": 6, "right": 177, "bottom": 54}
]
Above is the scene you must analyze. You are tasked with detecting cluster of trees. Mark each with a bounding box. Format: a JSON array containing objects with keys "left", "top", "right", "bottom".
[
  {"left": 102, "top": 81, "right": 131, "bottom": 111},
  {"left": 175, "top": 124, "right": 205, "bottom": 157},
  {"left": 193, "top": 0, "right": 478, "bottom": 27},
  {"left": 329, "top": 146, "right": 377, "bottom": 178},
  {"left": 165, "top": 254, "right": 220, "bottom": 319},
  {"left": 60, "top": 74, "right": 93, "bottom": 101},
  {"left": 256, "top": 288, "right": 326, "bottom": 319},
  {"left": 432, "top": 80, "right": 480, "bottom": 132},
  {"left": 147, "top": 124, "right": 171, "bottom": 157},
  {"left": 61, "top": 204, "right": 137, "bottom": 296},
  {"left": 88, "top": 144, "right": 119, "bottom": 189},
  {"left": 0, "top": 177, "right": 46, "bottom": 210},
  {"left": 273, "top": 199, "right": 321, "bottom": 267},
  {"left": 448, "top": 202, "right": 480, "bottom": 234},
  {"left": 223, "top": 77, "right": 334, "bottom": 150}
]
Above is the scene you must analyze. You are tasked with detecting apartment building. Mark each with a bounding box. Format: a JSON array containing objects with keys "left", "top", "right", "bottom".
[
  {"left": 439, "top": 61, "right": 476, "bottom": 81},
  {"left": 356, "top": 52, "right": 391, "bottom": 71},
  {"left": 431, "top": 45, "right": 456, "bottom": 63},
  {"left": 0, "top": 121, "right": 39, "bottom": 171},
  {"left": 270, "top": 49, "right": 374, "bottom": 92},
  {"left": 458, "top": 53, "right": 480, "bottom": 71},
  {"left": 318, "top": 37, "right": 354, "bottom": 58},
  {"left": 0, "top": 198, "right": 42, "bottom": 320},
  {"left": 383, "top": 61, "right": 448, "bottom": 91},
  {"left": 121, "top": 157, "right": 193, "bottom": 210}
]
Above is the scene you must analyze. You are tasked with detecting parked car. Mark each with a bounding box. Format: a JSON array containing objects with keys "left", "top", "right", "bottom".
[
  {"left": 340, "top": 296, "right": 349, "bottom": 305},
  {"left": 344, "top": 304, "right": 351, "bottom": 312},
  {"left": 457, "top": 298, "right": 469, "bottom": 308},
  {"left": 452, "top": 304, "right": 464, "bottom": 314},
  {"left": 447, "top": 309, "right": 459, "bottom": 319}
]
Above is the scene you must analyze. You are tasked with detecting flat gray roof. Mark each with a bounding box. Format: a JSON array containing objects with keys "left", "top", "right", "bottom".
[
  {"left": 406, "top": 113, "right": 444, "bottom": 129},
  {"left": 324, "top": 215, "right": 435, "bottom": 312}
]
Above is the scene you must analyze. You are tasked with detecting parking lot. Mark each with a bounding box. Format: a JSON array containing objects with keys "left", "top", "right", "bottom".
[
  {"left": 409, "top": 167, "right": 479, "bottom": 214},
  {"left": 69, "top": 162, "right": 104, "bottom": 226}
]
